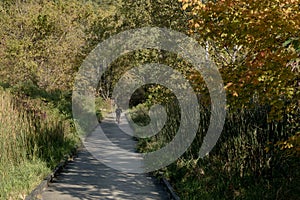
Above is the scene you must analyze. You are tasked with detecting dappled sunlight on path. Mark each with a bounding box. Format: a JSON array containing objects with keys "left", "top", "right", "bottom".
[{"left": 41, "top": 113, "right": 169, "bottom": 200}]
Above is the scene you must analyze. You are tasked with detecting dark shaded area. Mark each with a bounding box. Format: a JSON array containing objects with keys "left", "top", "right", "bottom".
[{"left": 0, "top": 81, "right": 73, "bottom": 118}]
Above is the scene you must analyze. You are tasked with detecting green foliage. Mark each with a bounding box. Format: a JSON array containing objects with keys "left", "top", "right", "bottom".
[
  {"left": 89, "top": 0, "right": 187, "bottom": 38},
  {"left": 180, "top": 0, "right": 299, "bottom": 120},
  {"left": 95, "top": 97, "right": 112, "bottom": 122},
  {"left": 0, "top": 160, "right": 50, "bottom": 200},
  {"left": 0, "top": 87, "right": 79, "bottom": 199},
  {"left": 0, "top": 0, "right": 112, "bottom": 91},
  {"left": 86, "top": 0, "right": 190, "bottom": 99},
  {"left": 0, "top": 0, "right": 298, "bottom": 199},
  {"left": 0, "top": 0, "right": 118, "bottom": 199},
  {"left": 134, "top": 98, "right": 299, "bottom": 199}
]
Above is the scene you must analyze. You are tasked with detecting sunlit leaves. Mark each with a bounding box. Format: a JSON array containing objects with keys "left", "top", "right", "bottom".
[
  {"left": 0, "top": 0, "right": 112, "bottom": 91},
  {"left": 179, "top": 0, "right": 300, "bottom": 119}
]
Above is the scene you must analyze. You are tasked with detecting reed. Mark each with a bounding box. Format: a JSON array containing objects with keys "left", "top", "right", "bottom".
[
  {"left": 133, "top": 100, "right": 299, "bottom": 199},
  {"left": 0, "top": 88, "right": 77, "bottom": 199}
]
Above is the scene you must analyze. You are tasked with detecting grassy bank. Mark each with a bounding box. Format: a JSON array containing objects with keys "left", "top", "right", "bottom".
[
  {"left": 0, "top": 87, "right": 78, "bottom": 199},
  {"left": 132, "top": 102, "right": 299, "bottom": 199}
]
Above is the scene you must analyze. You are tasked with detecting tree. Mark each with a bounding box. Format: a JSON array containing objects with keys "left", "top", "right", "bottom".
[
  {"left": 86, "top": 0, "right": 191, "bottom": 100},
  {"left": 0, "top": 0, "right": 111, "bottom": 91},
  {"left": 179, "top": 0, "right": 299, "bottom": 119}
]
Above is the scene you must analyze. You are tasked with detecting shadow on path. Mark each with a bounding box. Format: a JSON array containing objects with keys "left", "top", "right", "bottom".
[{"left": 41, "top": 113, "right": 170, "bottom": 200}]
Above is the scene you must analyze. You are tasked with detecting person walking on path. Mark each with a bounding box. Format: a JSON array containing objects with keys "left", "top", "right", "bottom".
[{"left": 115, "top": 106, "right": 122, "bottom": 124}]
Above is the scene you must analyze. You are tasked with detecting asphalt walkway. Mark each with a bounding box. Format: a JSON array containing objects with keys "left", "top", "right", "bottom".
[{"left": 40, "top": 113, "right": 170, "bottom": 200}]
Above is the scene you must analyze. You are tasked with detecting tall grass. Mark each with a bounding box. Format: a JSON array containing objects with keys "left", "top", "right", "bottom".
[
  {"left": 0, "top": 88, "right": 78, "bottom": 199},
  {"left": 133, "top": 100, "right": 299, "bottom": 199}
]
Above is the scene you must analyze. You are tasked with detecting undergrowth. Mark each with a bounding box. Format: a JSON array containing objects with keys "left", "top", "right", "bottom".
[
  {"left": 0, "top": 87, "right": 78, "bottom": 199},
  {"left": 131, "top": 102, "right": 299, "bottom": 200}
]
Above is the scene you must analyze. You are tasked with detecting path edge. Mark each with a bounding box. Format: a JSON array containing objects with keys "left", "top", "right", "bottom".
[
  {"left": 161, "top": 176, "right": 180, "bottom": 200},
  {"left": 25, "top": 143, "right": 82, "bottom": 200},
  {"left": 124, "top": 111, "right": 180, "bottom": 199}
]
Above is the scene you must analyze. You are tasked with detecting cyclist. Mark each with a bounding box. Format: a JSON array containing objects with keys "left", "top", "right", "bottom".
[{"left": 115, "top": 106, "right": 122, "bottom": 124}]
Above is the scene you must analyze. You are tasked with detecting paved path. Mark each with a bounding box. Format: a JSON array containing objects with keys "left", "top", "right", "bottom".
[{"left": 40, "top": 113, "right": 170, "bottom": 200}]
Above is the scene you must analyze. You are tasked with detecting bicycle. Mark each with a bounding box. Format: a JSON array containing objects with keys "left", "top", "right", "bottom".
[{"left": 115, "top": 107, "right": 122, "bottom": 124}]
